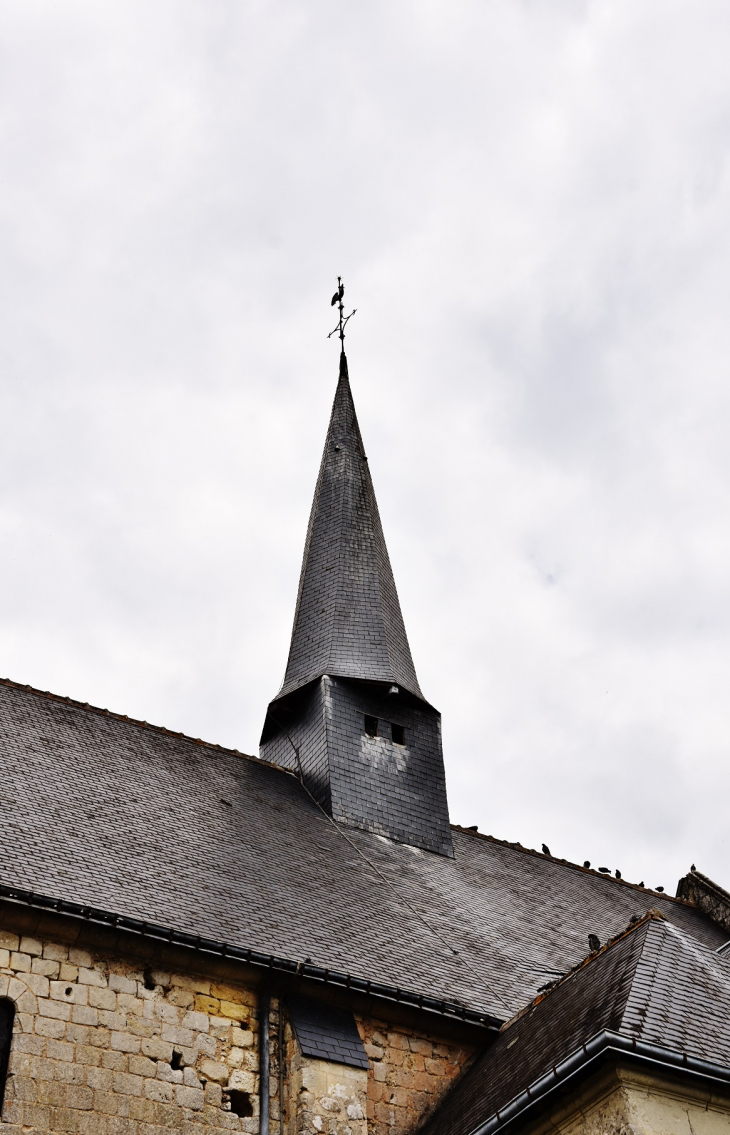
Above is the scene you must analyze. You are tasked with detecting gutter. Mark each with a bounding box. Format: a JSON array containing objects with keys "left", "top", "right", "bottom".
[
  {"left": 0, "top": 881, "right": 499, "bottom": 1032},
  {"left": 470, "top": 1031, "right": 730, "bottom": 1135}
]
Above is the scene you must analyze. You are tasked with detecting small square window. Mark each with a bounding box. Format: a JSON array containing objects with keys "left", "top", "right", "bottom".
[
  {"left": 364, "top": 715, "right": 378, "bottom": 737},
  {"left": 391, "top": 723, "right": 405, "bottom": 746}
]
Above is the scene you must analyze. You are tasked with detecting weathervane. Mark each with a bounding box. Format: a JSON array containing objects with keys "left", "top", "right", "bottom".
[{"left": 327, "top": 277, "right": 356, "bottom": 346}]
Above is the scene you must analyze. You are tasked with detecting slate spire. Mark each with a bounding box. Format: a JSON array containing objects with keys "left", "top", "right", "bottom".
[
  {"left": 275, "top": 350, "right": 423, "bottom": 703},
  {"left": 261, "top": 341, "right": 452, "bottom": 856}
]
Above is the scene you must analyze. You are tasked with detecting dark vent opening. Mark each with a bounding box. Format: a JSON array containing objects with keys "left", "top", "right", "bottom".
[
  {"left": 229, "top": 1090, "right": 254, "bottom": 1117},
  {"left": 143, "top": 967, "right": 156, "bottom": 991},
  {"left": 391, "top": 723, "right": 405, "bottom": 745},
  {"left": 170, "top": 1050, "right": 183, "bottom": 1071},
  {"left": 364, "top": 715, "right": 378, "bottom": 737}
]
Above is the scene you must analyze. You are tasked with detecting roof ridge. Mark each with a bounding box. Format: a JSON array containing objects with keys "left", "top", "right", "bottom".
[
  {"left": 501, "top": 910, "right": 664, "bottom": 1033},
  {"left": 0, "top": 676, "right": 274, "bottom": 768},
  {"left": 450, "top": 826, "right": 692, "bottom": 906}
]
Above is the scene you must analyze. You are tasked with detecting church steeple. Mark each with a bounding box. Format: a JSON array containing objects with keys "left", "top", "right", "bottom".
[
  {"left": 260, "top": 290, "right": 452, "bottom": 856},
  {"left": 277, "top": 349, "right": 423, "bottom": 703}
]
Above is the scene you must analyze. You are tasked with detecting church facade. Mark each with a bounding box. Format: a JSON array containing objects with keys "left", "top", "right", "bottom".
[{"left": 0, "top": 343, "right": 729, "bottom": 1135}]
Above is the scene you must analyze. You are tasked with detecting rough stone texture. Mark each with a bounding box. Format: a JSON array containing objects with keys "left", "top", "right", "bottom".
[
  {"left": 357, "top": 1016, "right": 472, "bottom": 1135},
  {"left": 676, "top": 869, "right": 730, "bottom": 935},
  {"left": 0, "top": 927, "right": 265, "bottom": 1133},
  {"left": 0, "top": 923, "right": 474, "bottom": 1135},
  {"left": 517, "top": 1066, "right": 730, "bottom": 1135},
  {"left": 261, "top": 677, "right": 453, "bottom": 856},
  {"left": 285, "top": 1018, "right": 367, "bottom": 1135}
]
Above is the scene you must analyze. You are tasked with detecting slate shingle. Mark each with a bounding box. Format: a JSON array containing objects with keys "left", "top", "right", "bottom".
[{"left": 287, "top": 996, "right": 369, "bottom": 1069}]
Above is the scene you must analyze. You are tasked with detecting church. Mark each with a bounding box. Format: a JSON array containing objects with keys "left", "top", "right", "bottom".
[{"left": 1, "top": 301, "right": 729, "bottom": 1135}]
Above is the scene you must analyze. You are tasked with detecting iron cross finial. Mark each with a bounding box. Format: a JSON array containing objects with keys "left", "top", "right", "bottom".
[{"left": 327, "top": 276, "right": 357, "bottom": 346}]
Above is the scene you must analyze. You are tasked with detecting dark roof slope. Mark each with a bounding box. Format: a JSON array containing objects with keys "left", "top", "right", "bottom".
[
  {"left": 272, "top": 352, "right": 424, "bottom": 704},
  {"left": 0, "top": 681, "right": 724, "bottom": 1024},
  {"left": 420, "top": 914, "right": 730, "bottom": 1135}
]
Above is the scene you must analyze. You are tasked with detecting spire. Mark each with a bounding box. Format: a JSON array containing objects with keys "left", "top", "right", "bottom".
[{"left": 275, "top": 349, "right": 424, "bottom": 702}]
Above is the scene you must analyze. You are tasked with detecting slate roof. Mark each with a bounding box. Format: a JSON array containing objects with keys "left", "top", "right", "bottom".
[
  {"left": 287, "top": 996, "right": 370, "bottom": 1070},
  {"left": 420, "top": 914, "right": 730, "bottom": 1135},
  {"left": 0, "top": 679, "right": 725, "bottom": 1025},
  {"left": 271, "top": 351, "right": 424, "bottom": 705}
]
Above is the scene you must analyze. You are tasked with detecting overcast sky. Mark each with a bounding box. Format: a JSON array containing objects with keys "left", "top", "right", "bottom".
[{"left": 1, "top": 1, "right": 729, "bottom": 892}]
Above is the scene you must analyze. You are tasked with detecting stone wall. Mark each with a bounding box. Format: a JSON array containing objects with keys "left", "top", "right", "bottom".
[
  {"left": 283, "top": 1017, "right": 367, "bottom": 1135},
  {"left": 358, "top": 1015, "right": 473, "bottom": 1135},
  {"left": 0, "top": 921, "right": 479, "bottom": 1135},
  {"left": 521, "top": 1064, "right": 730, "bottom": 1135},
  {"left": 0, "top": 927, "right": 267, "bottom": 1133}
]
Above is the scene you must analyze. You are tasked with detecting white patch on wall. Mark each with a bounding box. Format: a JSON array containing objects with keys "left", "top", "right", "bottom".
[{"left": 360, "top": 735, "right": 410, "bottom": 773}]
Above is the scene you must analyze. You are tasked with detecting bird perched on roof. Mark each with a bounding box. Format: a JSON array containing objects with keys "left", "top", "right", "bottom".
[
  {"left": 599, "top": 867, "right": 609, "bottom": 873},
  {"left": 638, "top": 881, "right": 644, "bottom": 888},
  {"left": 542, "top": 843, "right": 551, "bottom": 856},
  {"left": 588, "top": 934, "right": 601, "bottom": 952},
  {"left": 583, "top": 861, "right": 590, "bottom": 868},
  {"left": 655, "top": 886, "right": 664, "bottom": 893},
  {"left": 331, "top": 282, "right": 344, "bottom": 306},
  {"left": 615, "top": 869, "right": 622, "bottom": 879},
  {"left": 691, "top": 863, "right": 696, "bottom": 871}
]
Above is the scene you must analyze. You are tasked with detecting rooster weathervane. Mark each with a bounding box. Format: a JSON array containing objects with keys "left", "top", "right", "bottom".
[{"left": 327, "top": 277, "right": 356, "bottom": 346}]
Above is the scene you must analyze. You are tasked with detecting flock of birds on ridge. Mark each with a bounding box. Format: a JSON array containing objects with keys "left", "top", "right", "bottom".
[{"left": 539, "top": 841, "right": 665, "bottom": 892}]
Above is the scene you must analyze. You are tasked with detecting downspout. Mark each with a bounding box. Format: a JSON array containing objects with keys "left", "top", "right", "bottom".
[{"left": 259, "top": 988, "right": 270, "bottom": 1135}]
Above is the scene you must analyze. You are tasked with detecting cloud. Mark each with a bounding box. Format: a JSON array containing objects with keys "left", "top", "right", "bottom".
[{"left": 0, "top": 0, "right": 729, "bottom": 888}]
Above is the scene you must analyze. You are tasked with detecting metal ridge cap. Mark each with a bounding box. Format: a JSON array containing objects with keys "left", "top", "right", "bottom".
[
  {"left": 0, "top": 881, "right": 500, "bottom": 1032},
  {"left": 468, "top": 1031, "right": 730, "bottom": 1135}
]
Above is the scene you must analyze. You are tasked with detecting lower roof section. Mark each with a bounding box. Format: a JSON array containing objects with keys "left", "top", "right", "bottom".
[{"left": 0, "top": 680, "right": 725, "bottom": 1025}]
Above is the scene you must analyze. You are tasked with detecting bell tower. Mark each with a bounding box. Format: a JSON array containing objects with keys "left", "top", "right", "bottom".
[{"left": 260, "top": 290, "right": 452, "bottom": 856}]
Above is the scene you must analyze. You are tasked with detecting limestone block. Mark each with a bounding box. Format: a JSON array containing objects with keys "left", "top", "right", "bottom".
[
  {"left": 108, "top": 973, "right": 137, "bottom": 995},
  {"left": 43, "top": 942, "right": 68, "bottom": 962},
  {"left": 35, "top": 1015, "right": 66, "bottom": 1039},
  {"left": 228, "top": 1069, "right": 255, "bottom": 1093},
  {"left": 19, "top": 937, "right": 43, "bottom": 957},
  {"left": 141, "top": 1037, "right": 174, "bottom": 1062},
  {"left": 183, "top": 1010, "right": 210, "bottom": 1033},
  {"left": 199, "top": 1059, "right": 229, "bottom": 1083},
  {"left": 175, "top": 1084, "right": 205, "bottom": 1110},
  {"left": 111, "top": 1031, "right": 140, "bottom": 1053},
  {"left": 71, "top": 1004, "right": 99, "bottom": 1026},
  {"left": 38, "top": 996, "right": 71, "bottom": 1021},
  {"left": 31, "top": 957, "right": 60, "bottom": 977},
  {"left": 47, "top": 1038, "right": 75, "bottom": 1062},
  {"left": 68, "top": 949, "right": 93, "bottom": 968},
  {"left": 112, "top": 1070, "right": 143, "bottom": 1096},
  {"left": 86, "top": 1066, "right": 114, "bottom": 1091},
  {"left": 145, "top": 1078, "right": 175, "bottom": 1103},
  {"left": 89, "top": 987, "right": 117, "bottom": 1011}
]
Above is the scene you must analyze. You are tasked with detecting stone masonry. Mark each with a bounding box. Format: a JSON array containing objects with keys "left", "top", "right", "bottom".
[
  {"left": 0, "top": 928, "right": 264, "bottom": 1134},
  {"left": 0, "top": 924, "right": 476, "bottom": 1134}
]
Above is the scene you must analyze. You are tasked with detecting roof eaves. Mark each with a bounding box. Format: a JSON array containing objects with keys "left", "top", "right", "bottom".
[{"left": 0, "top": 881, "right": 501, "bottom": 1033}]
